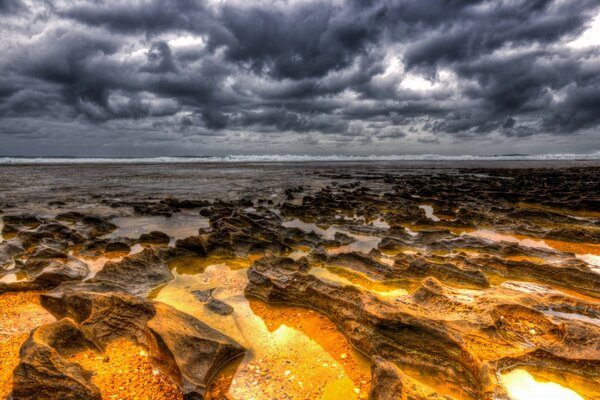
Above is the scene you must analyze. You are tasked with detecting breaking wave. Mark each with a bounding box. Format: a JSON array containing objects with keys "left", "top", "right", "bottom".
[{"left": 1, "top": 152, "right": 600, "bottom": 164}]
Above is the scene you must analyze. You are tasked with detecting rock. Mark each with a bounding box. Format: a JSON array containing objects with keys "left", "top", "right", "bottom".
[
  {"left": 39, "top": 287, "right": 246, "bottom": 399},
  {"left": 175, "top": 236, "right": 207, "bottom": 255},
  {"left": 90, "top": 248, "right": 174, "bottom": 297},
  {"left": 191, "top": 288, "right": 214, "bottom": 302},
  {"left": 1, "top": 256, "right": 90, "bottom": 293},
  {"left": 544, "top": 228, "right": 600, "bottom": 244},
  {"left": 139, "top": 231, "right": 170, "bottom": 245},
  {"left": 311, "top": 251, "right": 397, "bottom": 279},
  {"left": 81, "top": 237, "right": 132, "bottom": 256},
  {"left": 55, "top": 212, "right": 117, "bottom": 236},
  {"left": 333, "top": 231, "right": 355, "bottom": 245},
  {"left": 162, "top": 198, "right": 211, "bottom": 209},
  {"left": 2, "top": 214, "right": 44, "bottom": 232},
  {"left": 205, "top": 298, "right": 233, "bottom": 316},
  {"left": 146, "top": 302, "right": 246, "bottom": 397},
  {"left": 0, "top": 240, "right": 25, "bottom": 269},
  {"left": 29, "top": 258, "right": 90, "bottom": 287},
  {"left": 400, "top": 258, "right": 489, "bottom": 289},
  {"left": 369, "top": 356, "right": 457, "bottom": 400},
  {"left": 41, "top": 288, "right": 156, "bottom": 347},
  {"left": 246, "top": 257, "right": 524, "bottom": 399},
  {"left": 11, "top": 319, "right": 101, "bottom": 400},
  {"left": 105, "top": 241, "right": 131, "bottom": 253},
  {"left": 191, "top": 288, "right": 234, "bottom": 315}
]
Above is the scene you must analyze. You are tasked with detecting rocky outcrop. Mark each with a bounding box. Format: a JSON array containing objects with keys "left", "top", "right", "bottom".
[
  {"left": 147, "top": 303, "right": 244, "bottom": 396},
  {"left": 90, "top": 248, "right": 173, "bottom": 296},
  {"left": 245, "top": 256, "right": 495, "bottom": 399},
  {"left": 138, "top": 231, "right": 170, "bottom": 245},
  {"left": 246, "top": 256, "right": 600, "bottom": 399},
  {"left": 16, "top": 285, "right": 247, "bottom": 399},
  {"left": 399, "top": 258, "right": 489, "bottom": 289},
  {"left": 369, "top": 357, "right": 455, "bottom": 400},
  {"left": 11, "top": 318, "right": 101, "bottom": 400}
]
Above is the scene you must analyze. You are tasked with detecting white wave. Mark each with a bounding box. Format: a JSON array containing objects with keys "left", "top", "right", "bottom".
[{"left": 1, "top": 152, "right": 600, "bottom": 164}]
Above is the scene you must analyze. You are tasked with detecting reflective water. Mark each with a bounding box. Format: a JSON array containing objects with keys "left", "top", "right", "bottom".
[
  {"left": 310, "top": 266, "right": 408, "bottom": 298},
  {"left": 465, "top": 230, "right": 552, "bottom": 250},
  {"left": 153, "top": 259, "right": 371, "bottom": 400},
  {"left": 541, "top": 309, "right": 600, "bottom": 327},
  {"left": 106, "top": 212, "right": 209, "bottom": 242},
  {"left": 418, "top": 205, "right": 440, "bottom": 222},
  {"left": 283, "top": 219, "right": 382, "bottom": 255},
  {"left": 500, "top": 369, "right": 584, "bottom": 400}
]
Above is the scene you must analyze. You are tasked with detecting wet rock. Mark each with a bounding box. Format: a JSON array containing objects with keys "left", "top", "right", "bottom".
[
  {"left": 40, "top": 287, "right": 246, "bottom": 399},
  {"left": 132, "top": 202, "right": 173, "bottom": 217},
  {"left": 0, "top": 256, "right": 91, "bottom": 293},
  {"left": 28, "top": 258, "right": 89, "bottom": 287},
  {"left": 175, "top": 236, "right": 207, "bottom": 255},
  {"left": 191, "top": 288, "right": 234, "bottom": 315},
  {"left": 11, "top": 319, "right": 101, "bottom": 400},
  {"left": 14, "top": 222, "right": 83, "bottom": 250},
  {"left": 2, "top": 214, "right": 44, "bottom": 233},
  {"left": 162, "top": 198, "right": 211, "bottom": 209},
  {"left": 369, "top": 356, "right": 457, "bottom": 400},
  {"left": 544, "top": 228, "right": 600, "bottom": 244},
  {"left": 90, "top": 248, "right": 174, "bottom": 297},
  {"left": 191, "top": 288, "right": 213, "bottom": 302},
  {"left": 146, "top": 303, "right": 245, "bottom": 397},
  {"left": 104, "top": 241, "right": 131, "bottom": 253},
  {"left": 464, "top": 256, "right": 600, "bottom": 298},
  {"left": 333, "top": 231, "right": 355, "bottom": 245},
  {"left": 311, "top": 251, "right": 397, "bottom": 279},
  {"left": 29, "top": 247, "right": 68, "bottom": 260},
  {"left": 400, "top": 258, "right": 490, "bottom": 289},
  {"left": 81, "top": 237, "right": 132, "bottom": 256},
  {"left": 41, "top": 289, "right": 156, "bottom": 347},
  {"left": 204, "top": 298, "right": 234, "bottom": 315},
  {"left": 0, "top": 239, "right": 25, "bottom": 269},
  {"left": 55, "top": 212, "right": 117, "bottom": 236},
  {"left": 139, "top": 230, "right": 170, "bottom": 245},
  {"left": 246, "top": 256, "right": 490, "bottom": 399}
]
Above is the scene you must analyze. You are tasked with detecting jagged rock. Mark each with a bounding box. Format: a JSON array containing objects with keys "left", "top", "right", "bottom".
[
  {"left": 311, "top": 251, "right": 396, "bottom": 279},
  {"left": 246, "top": 257, "right": 490, "bottom": 398},
  {"left": 90, "top": 248, "right": 173, "bottom": 296},
  {"left": 11, "top": 319, "right": 101, "bottom": 400},
  {"left": 162, "top": 198, "right": 211, "bottom": 209},
  {"left": 175, "top": 236, "right": 207, "bottom": 255},
  {"left": 333, "top": 231, "right": 355, "bottom": 245},
  {"left": 369, "top": 356, "right": 457, "bottom": 400},
  {"left": 0, "top": 239, "right": 25, "bottom": 269},
  {"left": 139, "top": 231, "right": 170, "bottom": 245},
  {"left": 191, "top": 288, "right": 234, "bottom": 315},
  {"left": 38, "top": 287, "right": 246, "bottom": 399},
  {"left": 41, "top": 288, "right": 156, "bottom": 347},
  {"left": 399, "top": 258, "right": 489, "bottom": 289},
  {"left": 246, "top": 256, "right": 600, "bottom": 399},
  {"left": 55, "top": 212, "right": 117, "bottom": 236},
  {"left": 146, "top": 302, "right": 245, "bottom": 397}
]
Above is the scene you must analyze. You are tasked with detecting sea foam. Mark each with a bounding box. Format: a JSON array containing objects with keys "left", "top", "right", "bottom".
[{"left": 0, "top": 152, "right": 599, "bottom": 164}]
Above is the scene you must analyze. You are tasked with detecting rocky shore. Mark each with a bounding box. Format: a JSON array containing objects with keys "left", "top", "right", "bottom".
[{"left": 0, "top": 164, "right": 599, "bottom": 399}]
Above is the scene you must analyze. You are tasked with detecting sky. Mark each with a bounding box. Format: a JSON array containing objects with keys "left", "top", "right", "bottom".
[{"left": 0, "top": 0, "right": 599, "bottom": 157}]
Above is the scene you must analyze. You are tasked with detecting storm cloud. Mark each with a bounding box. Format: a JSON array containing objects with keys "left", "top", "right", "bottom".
[{"left": 0, "top": 0, "right": 599, "bottom": 156}]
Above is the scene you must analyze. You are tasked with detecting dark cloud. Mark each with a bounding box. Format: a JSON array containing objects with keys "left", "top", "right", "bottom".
[
  {"left": 0, "top": 0, "right": 24, "bottom": 14},
  {"left": 0, "top": 0, "right": 599, "bottom": 155}
]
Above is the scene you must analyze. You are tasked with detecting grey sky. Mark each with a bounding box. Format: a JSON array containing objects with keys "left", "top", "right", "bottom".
[{"left": 1, "top": 0, "right": 599, "bottom": 156}]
